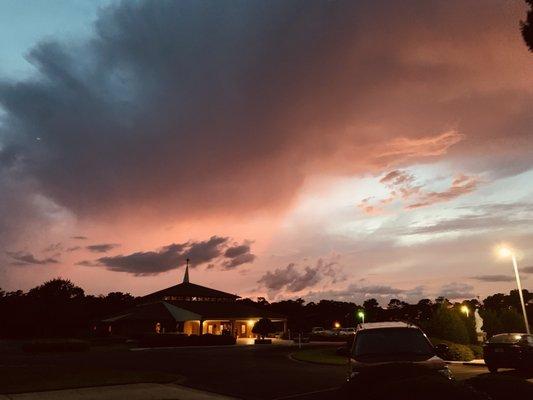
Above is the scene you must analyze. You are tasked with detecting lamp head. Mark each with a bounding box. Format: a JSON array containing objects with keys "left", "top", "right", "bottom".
[{"left": 497, "top": 245, "right": 513, "bottom": 259}]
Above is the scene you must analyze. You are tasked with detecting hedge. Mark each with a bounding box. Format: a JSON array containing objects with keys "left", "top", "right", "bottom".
[
  {"left": 468, "top": 344, "right": 483, "bottom": 359},
  {"left": 430, "top": 338, "right": 475, "bottom": 361}
]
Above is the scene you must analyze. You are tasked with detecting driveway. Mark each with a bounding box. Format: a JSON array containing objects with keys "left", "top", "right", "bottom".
[
  {"left": 2, "top": 343, "right": 532, "bottom": 399},
  {"left": 1, "top": 343, "right": 344, "bottom": 399}
]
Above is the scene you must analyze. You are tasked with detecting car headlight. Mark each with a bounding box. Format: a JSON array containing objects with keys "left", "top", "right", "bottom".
[{"left": 438, "top": 367, "right": 454, "bottom": 380}]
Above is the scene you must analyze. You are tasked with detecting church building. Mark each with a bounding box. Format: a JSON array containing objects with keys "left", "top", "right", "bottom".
[{"left": 102, "top": 262, "right": 287, "bottom": 338}]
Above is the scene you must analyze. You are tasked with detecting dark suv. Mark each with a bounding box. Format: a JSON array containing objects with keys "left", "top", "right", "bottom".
[
  {"left": 346, "top": 322, "right": 452, "bottom": 383},
  {"left": 483, "top": 333, "right": 533, "bottom": 372}
]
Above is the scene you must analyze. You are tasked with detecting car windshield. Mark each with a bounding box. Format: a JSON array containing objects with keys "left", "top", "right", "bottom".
[
  {"left": 488, "top": 334, "right": 524, "bottom": 344},
  {"left": 353, "top": 328, "right": 434, "bottom": 358}
]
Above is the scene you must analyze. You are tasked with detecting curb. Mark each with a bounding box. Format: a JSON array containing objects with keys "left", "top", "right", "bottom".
[
  {"left": 288, "top": 352, "right": 348, "bottom": 366},
  {"left": 445, "top": 360, "right": 486, "bottom": 367}
]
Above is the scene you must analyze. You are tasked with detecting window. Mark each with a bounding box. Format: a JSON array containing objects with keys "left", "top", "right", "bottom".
[
  {"left": 353, "top": 328, "right": 433, "bottom": 358},
  {"left": 241, "top": 324, "right": 246, "bottom": 334}
]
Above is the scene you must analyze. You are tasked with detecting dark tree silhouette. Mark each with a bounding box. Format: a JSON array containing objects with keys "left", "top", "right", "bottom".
[
  {"left": 28, "top": 278, "right": 84, "bottom": 300},
  {"left": 252, "top": 317, "right": 276, "bottom": 339},
  {"left": 521, "top": 0, "right": 533, "bottom": 51}
]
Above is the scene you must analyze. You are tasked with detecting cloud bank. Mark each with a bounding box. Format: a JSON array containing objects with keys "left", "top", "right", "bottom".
[{"left": 81, "top": 236, "right": 255, "bottom": 276}]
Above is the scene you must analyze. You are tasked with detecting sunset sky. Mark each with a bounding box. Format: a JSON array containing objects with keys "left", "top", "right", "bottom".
[{"left": 0, "top": 0, "right": 532, "bottom": 305}]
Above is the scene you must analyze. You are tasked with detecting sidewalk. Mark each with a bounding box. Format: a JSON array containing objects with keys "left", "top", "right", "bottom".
[
  {"left": 445, "top": 359, "right": 486, "bottom": 366},
  {"left": 0, "top": 383, "right": 238, "bottom": 400}
]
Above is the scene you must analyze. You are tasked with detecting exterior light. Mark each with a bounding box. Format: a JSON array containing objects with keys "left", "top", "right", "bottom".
[
  {"left": 497, "top": 245, "right": 513, "bottom": 259},
  {"left": 494, "top": 244, "right": 530, "bottom": 334},
  {"left": 357, "top": 311, "right": 365, "bottom": 324},
  {"left": 334, "top": 322, "right": 341, "bottom": 329},
  {"left": 460, "top": 305, "right": 469, "bottom": 317}
]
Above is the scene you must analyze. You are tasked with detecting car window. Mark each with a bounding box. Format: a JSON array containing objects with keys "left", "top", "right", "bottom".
[
  {"left": 353, "top": 328, "right": 434, "bottom": 357},
  {"left": 488, "top": 334, "right": 522, "bottom": 344}
]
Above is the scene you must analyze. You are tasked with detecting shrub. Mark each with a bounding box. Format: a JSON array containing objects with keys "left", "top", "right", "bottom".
[
  {"left": 447, "top": 343, "right": 475, "bottom": 361},
  {"left": 429, "top": 338, "right": 475, "bottom": 361},
  {"left": 252, "top": 318, "right": 276, "bottom": 339},
  {"left": 468, "top": 344, "right": 483, "bottom": 359}
]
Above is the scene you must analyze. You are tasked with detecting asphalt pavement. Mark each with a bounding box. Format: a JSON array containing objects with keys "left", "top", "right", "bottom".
[{"left": 1, "top": 343, "right": 531, "bottom": 399}]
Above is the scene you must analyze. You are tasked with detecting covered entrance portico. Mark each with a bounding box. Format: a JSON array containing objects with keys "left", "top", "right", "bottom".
[{"left": 185, "top": 318, "right": 287, "bottom": 338}]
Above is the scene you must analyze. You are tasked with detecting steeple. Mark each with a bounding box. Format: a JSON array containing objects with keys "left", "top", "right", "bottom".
[{"left": 183, "top": 258, "right": 190, "bottom": 283}]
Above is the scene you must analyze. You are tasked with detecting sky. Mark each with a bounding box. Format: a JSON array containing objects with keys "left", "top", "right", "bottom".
[{"left": 0, "top": 0, "right": 532, "bottom": 306}]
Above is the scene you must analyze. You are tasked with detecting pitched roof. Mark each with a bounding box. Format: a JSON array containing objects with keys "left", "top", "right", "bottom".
[
  {"left": 102, "top": 301, "right": 202, "bottom": 323},
  {"left": 167, "top": 300, "right": 286, "bottom": 320},
  {"left": 142, "top": 281, "right": 240, "bottom": 300},
  {"left": 102, "top": 300, "right": 285, "bottom": 323}
]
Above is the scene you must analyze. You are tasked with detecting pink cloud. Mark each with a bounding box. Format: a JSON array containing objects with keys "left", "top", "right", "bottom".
[{"left": 406, "top": 174, "right": 480, "bottom": 209}]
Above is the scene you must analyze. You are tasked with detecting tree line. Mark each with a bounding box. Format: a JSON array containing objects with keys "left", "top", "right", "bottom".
[{"left": 0, "top": 278, "right": 531, "bottom": 342}]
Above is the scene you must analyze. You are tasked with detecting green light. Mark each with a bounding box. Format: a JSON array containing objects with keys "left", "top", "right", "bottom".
[{"left": 357, "top": 311, "right": 364, "bottom": 318}]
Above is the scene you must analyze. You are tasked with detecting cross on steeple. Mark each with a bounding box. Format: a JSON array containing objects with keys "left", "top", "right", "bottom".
[{"left": 183, "top": 258, "right": 190, "bottom": 283}]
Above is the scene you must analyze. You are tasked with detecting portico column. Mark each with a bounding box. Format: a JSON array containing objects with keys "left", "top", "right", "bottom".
[
  {"left": 283, "top": 320, "right": 288, "bottom": 334},
  {"left": 199, "top": 319, "right": 204, "bottom": 335}
]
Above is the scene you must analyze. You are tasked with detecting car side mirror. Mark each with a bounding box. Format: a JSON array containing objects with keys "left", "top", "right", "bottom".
[{"left": 434, "top": 343, "right": 449, "bottom": 358}]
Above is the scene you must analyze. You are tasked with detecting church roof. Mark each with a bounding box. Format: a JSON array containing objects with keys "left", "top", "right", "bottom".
[
  {"left": 102, "top": 301, "right": 202, "bottom": 323},
  {"left": 142, "top": 281, "right": 240, "bottom": 301},
  {"left": 103, "top": 300, "right": 285, "bottom": 322},
  {"left": 167, "top": 300, "right": 286, "bottom": 320}
]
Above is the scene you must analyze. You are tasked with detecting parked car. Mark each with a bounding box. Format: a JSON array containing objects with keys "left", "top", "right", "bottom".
[
  {"left": 483, "top": 333, "right": 533, "bottom": 373},
  {"left": 339, "top": 327, "right": 356, "bottom": 336},
  {"left": 311, "top": 327, "right": 325, "bottom": 335},
  {"left": 342, "top": 322, "right": 452, "bottom": 387}
]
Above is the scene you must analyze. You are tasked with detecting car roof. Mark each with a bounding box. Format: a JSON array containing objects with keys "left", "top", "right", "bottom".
[
  {"left": 357, "top": 321, "right": 417, "bottom": 330},
  {"left": 492, "top": 333, "right": 530, "bottom": 337}
]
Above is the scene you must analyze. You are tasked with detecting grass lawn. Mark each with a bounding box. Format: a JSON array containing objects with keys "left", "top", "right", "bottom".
[
  {"left": 0, "top": 364, "right": 181, "bottom": 394},
  {"left": 291, "top": 346, "right": 348, "bottom": 366}
]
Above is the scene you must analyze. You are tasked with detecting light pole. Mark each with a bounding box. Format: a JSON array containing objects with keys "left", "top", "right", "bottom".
[
  {"left": 498, "top": 246, "right": 530, "bottom": 334},
  {"left": 357, "top": 311, "right": 365, "bottom": 324}
]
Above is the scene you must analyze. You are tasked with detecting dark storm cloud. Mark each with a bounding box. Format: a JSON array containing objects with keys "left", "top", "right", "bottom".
[
  {"left": 301, "top": 284, "right": 425, "bottom": 305},
  {"left": 6, "top": 251, "right": 59, "bottom": 265},
  {"left": 1, "top": 0, "right": 530, "bottom": 237},
  {"left": 223, "top": 253, "right": 256, "bottom": 270},
  {"left": 86, "top": 243, "right": 120, "bottom": 253},
  {"left": 182, "top": 236, "right": 228, "bottom": 265},
  {"left": 224, "top": 244, "right": 251, "bottom": 259},
  {"left": 522, "top": 266, "right": 533, "bottom": 274},
  {"left": 408, "top": 215, "right": 533, "bottom": 234},
  {"left": 470, "top": 274, "right": 516, "bottom": 282},
  {"left": 438, "top": 282, "right": 475, "bottom": 300},
  {"left": 85, "top": 236, "right": 254, "bottom": 275},
  {"left": 222, "top": 242, "right": 256, "bottom": 269},
  {"left": 43, "top": 242, "right": 62, "bottom": 252},
  {"left": 257, "top": 263, "right": 300, "bottom": 291},
  {"left": 257, "top": 259, "right": 342, "bottom": 293}
]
